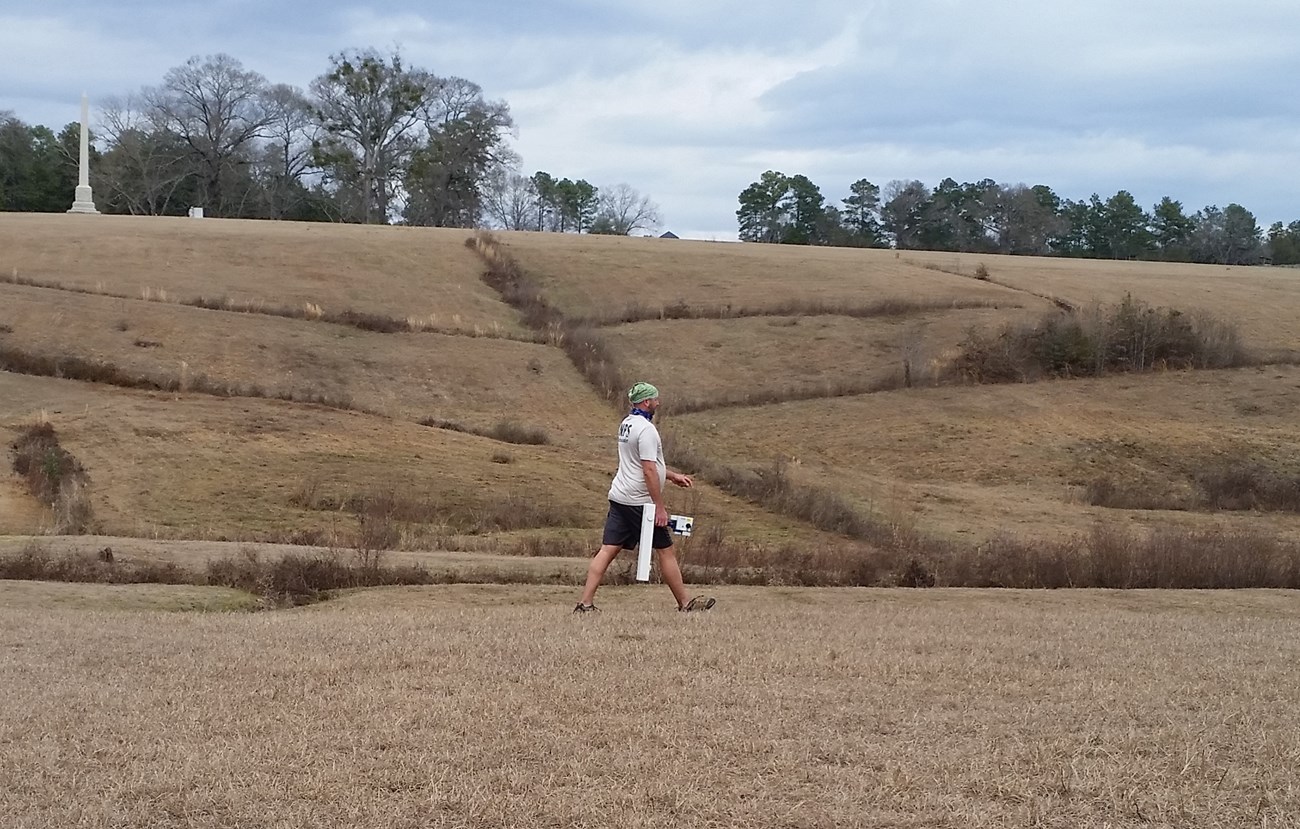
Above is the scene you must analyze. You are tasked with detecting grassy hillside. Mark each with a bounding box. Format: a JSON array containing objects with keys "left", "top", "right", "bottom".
[
  {"left": 0, "top": 213, "right": 520, "bottom": 335},
  {"left": 898, "top": 248, "right": 1300, "bottom": 354},
  {"left": 3, "top": 214, "right": 1300, "bottom": 579}
]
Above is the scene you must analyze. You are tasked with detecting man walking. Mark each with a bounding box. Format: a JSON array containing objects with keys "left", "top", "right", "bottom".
[{"left": 574, "top": 382, "right": 714, "bottom": 613}]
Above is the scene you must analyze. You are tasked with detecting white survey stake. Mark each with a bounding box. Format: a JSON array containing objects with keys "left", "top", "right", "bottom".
[
  {"left": 637, "top": 507, "right": 696, "bottom": 582},
  {"left": 636, "top": 504, "right": 656, "bottom": 582}
]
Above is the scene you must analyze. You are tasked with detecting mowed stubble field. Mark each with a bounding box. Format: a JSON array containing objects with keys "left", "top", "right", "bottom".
[
  {"left": 5, "top": 215, "right": 1300, "bottom": 826},
  {"left": 3, "top": 583, "right": 1299, "bottom": 828}
]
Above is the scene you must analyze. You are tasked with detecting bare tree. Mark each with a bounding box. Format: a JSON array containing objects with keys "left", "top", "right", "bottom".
[
  {"left": 482, "top": 170, "right": 536, "bottom": 230},
  {"left": 95, "top": 95, "right": 196, "bottom": 215},
  {"left": 591, "top": 183, "right": 661, "bottom": 235},
  {"left": 147, "top": 54, "right": 272, "bottom": 215},
  {"left": 255, "top": 83, "right": 319, "bottom": 218}
]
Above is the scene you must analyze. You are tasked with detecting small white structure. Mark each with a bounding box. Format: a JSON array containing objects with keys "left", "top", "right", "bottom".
[
  {"left": 188, "top": 207, "right": 204, "bottom": 219},
  {"left": 66, "top": 93, "right": 99, "bottom": 215}
]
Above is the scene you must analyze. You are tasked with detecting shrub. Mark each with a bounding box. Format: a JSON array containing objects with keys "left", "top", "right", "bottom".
[
  {"left": 0, "top": 544, "right": 184, "bottom": 584},
  {"left": 204, "top": 548, "right": 438, "bottom": 606},
  {"left": 1196, "top": 463, "right": 1300, "bottom": 512},
  {"left": 1085, "top": 475, "right": 1191, "bottom": 511},
  {"left": 931, "top": 523, "right": 1300, "bottom": 589},
  {"left": 1085, "top": 458, "right": 1300, "bottom": 514},
  {"left": 952, "top": 295, "right": 1252, "bottom": 383},
  {"left": 487, "top": 421, "right": 550, "bottom": 446},
  {"left": 419, "top": 417, "right": 549, "bottom": 446},
  {"left": 10, "top": 422, "right": 95, "bottom": 533}
]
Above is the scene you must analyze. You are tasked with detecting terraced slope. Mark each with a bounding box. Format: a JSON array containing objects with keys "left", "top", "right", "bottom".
[{"left": 3, "top": 214, "right": 1300, "bottom": 558}]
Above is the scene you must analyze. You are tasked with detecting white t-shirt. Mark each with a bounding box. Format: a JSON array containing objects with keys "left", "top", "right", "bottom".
[{"left": 608, "top": 414, "right": 665, "bottom": 505}]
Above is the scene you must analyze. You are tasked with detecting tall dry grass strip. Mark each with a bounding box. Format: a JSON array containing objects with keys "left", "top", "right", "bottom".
[
  {"left": 576, "top": 295, "right": 1010, "bottom": 326},
  {"left": 669, "top": 374, "right": 909, "bottom": 414},
  {"left": 0, "top": 543, "right": 581, "bottom": 606},
  {"left": 9, "top": 423, "right": 94, "bottom": 533},
  {"left": 468, "top": 232, "right": 629, "bottom": 404},
  {"left": 419, "top": 417, "right": 551, "bottom": 446},
  {"left": 1087, "top": 458, "right": 1300, "bottom": 514},
  {"left": 0, "top": 341, "right": 356, "bottom": 409}
]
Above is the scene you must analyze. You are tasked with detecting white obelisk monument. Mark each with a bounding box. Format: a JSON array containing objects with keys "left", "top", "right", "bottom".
[{"left": 67, "top": 93, "right": 99, "bottom": 214}]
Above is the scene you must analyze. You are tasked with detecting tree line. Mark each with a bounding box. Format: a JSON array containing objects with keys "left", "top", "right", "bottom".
[
  {"left": 0, "top": 50, "right": 660, "bottom": 234},
  {"left": 737, "top": 171, "right": 1300, "bottom": 265}
]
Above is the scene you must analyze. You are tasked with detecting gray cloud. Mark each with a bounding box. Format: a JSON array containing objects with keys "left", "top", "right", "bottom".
[{"left": 2, "top": 0, "right": 1297, "bottom": 235}]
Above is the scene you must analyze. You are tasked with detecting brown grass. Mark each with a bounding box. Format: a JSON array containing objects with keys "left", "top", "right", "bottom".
[
  {"left": 0, "top": 540, "right": 581, "bottom": 607},
  {"left": 1, "top": 271, "right": 537, "bottom": 340},
  {"left": 668, "top": 374, "right": 907, "bottom": 414},
  {"left": 0, "top": 534, "right": 594, "bottom": 584},
  {"left": 3, "top": 585, "right": 1299, "bottom": 827},
  {"left": 602, "top": 310, "right": 1021, "bottom": 411},
  {"left": 8, "top": 214, "right": 1300, "bottom": 585},
  {"left": 0, "top": 214, "right": 523, "bottom": 335},
  {"left": 673, "top": 365, "right": 1300, "bottom": 546},
  {"left": 0, "top": 338, "right": 357, "bottom": 409},
  {"left": 0, "top": 281, "right": 607, "bottom": 436},
  {"left": 499, "top": 230, "right": 1046, "bottom": 320},
  {"left": 901, "top": 247, "right": 1300, "bottom": 353},
  {"left": 0, "top": 579, "right": 259, "bottom": 612},
  {"left": 292, "top": 489, "right": 584, "bottom": 536},
  {"left": 0, "top": 373, "right": 830, "bottom": 552}
]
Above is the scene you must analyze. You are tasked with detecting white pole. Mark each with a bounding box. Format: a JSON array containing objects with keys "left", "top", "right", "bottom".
[
  {"left": 67, "top": 92, "right": 99, "bottom": 214},
  {"left": 636, "top": 503, "right": 655, "bottom": 582},
  {"left": 78, "top": 93, "right": 90, "bottom": 188}
]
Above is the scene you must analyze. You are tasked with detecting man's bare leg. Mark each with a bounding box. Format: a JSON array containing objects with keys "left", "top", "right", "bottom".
[
  {"left": 657, "top": 546, "right": 691, "bottom": 609},
  {"left": 580, "top": 544, "right": 624, "bottom": 606}
]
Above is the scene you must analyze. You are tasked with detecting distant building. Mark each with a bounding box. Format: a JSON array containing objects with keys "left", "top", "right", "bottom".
[{"left": 659, "top": 231, "right": 679, "bottom": 239}]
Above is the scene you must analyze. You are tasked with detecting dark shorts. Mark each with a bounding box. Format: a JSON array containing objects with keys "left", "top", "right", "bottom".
[{"left": 603, "top": 500, "right": 673, "bottom": 550}]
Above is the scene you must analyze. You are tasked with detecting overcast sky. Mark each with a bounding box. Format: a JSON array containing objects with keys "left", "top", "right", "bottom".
[{"left": 2, "top": 0, "right": 1297, "bottom": 238}]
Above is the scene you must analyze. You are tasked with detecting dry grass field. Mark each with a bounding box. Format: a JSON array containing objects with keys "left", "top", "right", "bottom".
[
  {"left": 3, "top": 583, "right": 1299, "bottom": 828},
  {"left": 498, "top": 231, "right": 1044, "bottom": 319},
  {"left": 899, "top": 249, "right": 1300, "bottom": 354},
  {"left": 604, "top": 307, "right": 1033, "bottom": 407},
  {"left": 3, "top": 213, "right": 1300, "bottom": 551},
  {"left": 0, "top": 281, "right": 601, "bottom": 435},
  {"left": 8, "top": 214, "right": 1300, "bottom": 825},
  {"left": 0, "top": 371, "right": 832, "bottom": 549},
  {"left": 0, "top": 213, "right": 521, "bottom": 336},
  {"left": 678, "top": 365, "right": 1300, "bottom": 543}
]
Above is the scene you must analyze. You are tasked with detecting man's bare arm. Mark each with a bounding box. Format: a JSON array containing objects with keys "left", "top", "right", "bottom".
[{"left": 641, "top": 459, "right": 669, "bottom": 526}]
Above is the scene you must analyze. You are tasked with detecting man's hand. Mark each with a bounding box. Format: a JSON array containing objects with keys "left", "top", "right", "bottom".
[
  {"left": 655, "top": 504, "right": 669, "bottom": 527},
  {"left": 668, "top": 471, "right": 694, "bottom": 489}
]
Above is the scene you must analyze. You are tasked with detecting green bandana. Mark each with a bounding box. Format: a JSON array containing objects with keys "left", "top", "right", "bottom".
[{"left": 627, "top": 382, "right": 659, "bottom": 404}]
